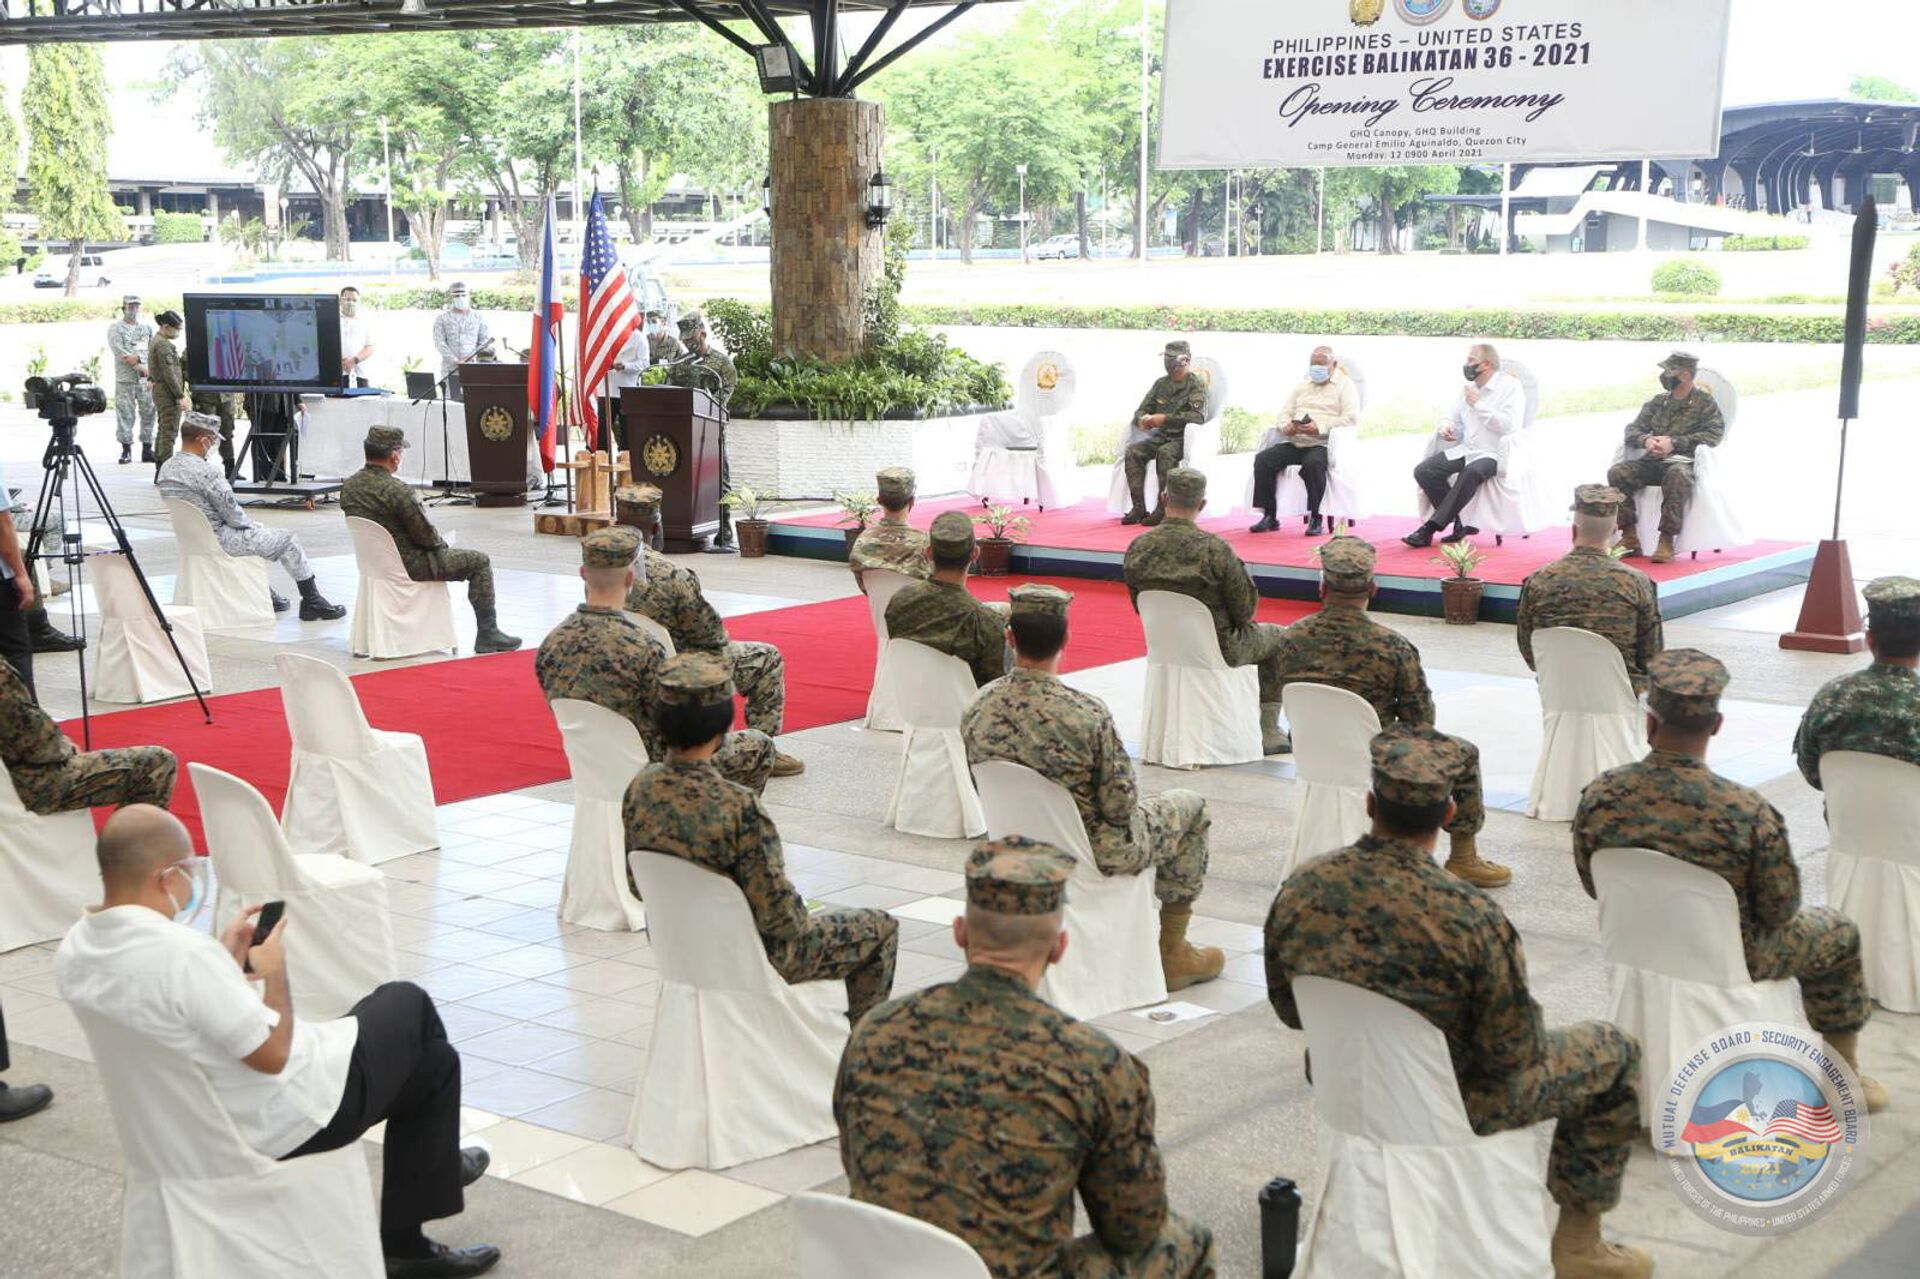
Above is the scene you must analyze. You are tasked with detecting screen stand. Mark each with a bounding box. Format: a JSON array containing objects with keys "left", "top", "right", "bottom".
[{"left": 232, "top": 391, "right": 344, "bottom": 509}]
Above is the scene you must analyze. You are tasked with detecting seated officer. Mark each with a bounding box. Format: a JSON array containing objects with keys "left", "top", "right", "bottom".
[
  {"left": 884, "top": 510, "right": 1009, "bottom": 689},
  {"left": 338, "top": 426, "right": 520, "bottom": 653},
  {"left": 837, "top": 839, "right": 1217, "bottom": 1279},
  {"left": 1605, "top": 352, "right": 1725, "bottom": 564},
  {"left": 1, "top": 660, "right": 176, "bottom": 815},
  {"left": 1515, "top": 485, "right": 1663, "bottom": 693},
  {"left": 1120, "top": 340, "right": 1210, "bottom": 526},
  {"left": 1794, "top": 576, "right": 1920, "bottom": 788},
  {"left": 1574, "top": 649, "right": 1885, "bottom": 1112},
  {"left": 1268, "top": 729, "right": 1648, "bottom": 1279},
  {"left": 849, "top": 466, "right": 930, "bottom": 591},
  {"left": 622, "top": 653, "right": 897, "bottom": 1022}
]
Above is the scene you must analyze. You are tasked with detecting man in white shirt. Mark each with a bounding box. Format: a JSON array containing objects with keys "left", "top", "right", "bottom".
[
  {"left": 55, "top": 807, "right": 502, "bottom": 1278},
  {"left": 603, "top": 324, "right": 647, "bottom": 452},
  {"left": 1404, "top": 342, "right": 1523, "bottom": 548},
  {"left": 339, "top": 286, "right": 376, "bottom": 388},
  {"left": 1249, "top": 345, "right": 1360, "bottom": 537},
  {"left": 430, "top": 282, "right": 491, "bottom": 398}
]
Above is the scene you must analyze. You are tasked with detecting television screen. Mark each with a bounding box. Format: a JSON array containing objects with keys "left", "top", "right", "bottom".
[{"left": 183, "top": 293, "right": 343, "bottom": 393}]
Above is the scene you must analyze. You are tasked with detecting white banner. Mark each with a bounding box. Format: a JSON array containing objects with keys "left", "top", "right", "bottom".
[{"left": 1159, "top": 0, "right": 1732, "bottom": 170}]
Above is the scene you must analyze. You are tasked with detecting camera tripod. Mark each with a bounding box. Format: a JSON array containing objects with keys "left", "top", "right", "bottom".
[{"left": 24, "top": 415, "right": 212, "bottom": 746}]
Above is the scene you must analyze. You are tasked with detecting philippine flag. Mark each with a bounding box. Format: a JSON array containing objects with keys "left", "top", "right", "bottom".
[
  {"left": 528, "top": 195, "right": 564, "bottom": 474},
  {"left": 1681, "top": 1097, "right": 1758, "bottom": 1145}
]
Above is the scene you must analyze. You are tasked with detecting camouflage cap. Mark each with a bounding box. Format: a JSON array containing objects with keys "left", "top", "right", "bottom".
[
  {"left": 1007, "top": 583, "right": 1072, "bottom": 618},
  {"left": 121, "top": 293, "right": 141, "bottom": 306},
  {"left": 875, "top": 466, "right": 916, "bottom": 505},
  {"left": 678, "top": 311, "right": 705, "bottom": 337},
  {"left": 1369, "top": 726, "right": 1470, "bottom": 808},
  {"left": 656, "top": 651, "right": 735, "bottom": 708},
  {"left": 447, "top": 280, "right": 470, "bottom": 295},
  {"left": 1318, "top": 535, "right": 1377, "bottom": 592},
  {"left": 964, "top": 837, "right": 1074, "bottom": 915},
  {"left": 616, "top": 484, "right": 662, "bottom": 520},
  {"left": 1163, "top": 340, "right": 1191, "bottom": 359},
  {"left": 1864, "top": 576, "right": 1920, "bottom": 624},
  {"left": 929, "top": 510, "right": 976, "bottom": 555},
  {"left": 1646, "top": 648, "right": 1730, "bottom": 722},
  {"left": 179, "top": 412, "right": 222, "bottom": 439},
  {"left": 581, "top": 526, "right": 640, "bottom": 568},
  {"left": 1659, "top": 351, "right": 1700, "bottom": 372},
  {"left": 1163, "top": 466, "right": 1207, "bottom": 506},
  {"left": 365, "top": 425, "right": 409, "bottom": 452},
  {"left": 1572, "top": 484, "right": 1627, "bottom": 516}
]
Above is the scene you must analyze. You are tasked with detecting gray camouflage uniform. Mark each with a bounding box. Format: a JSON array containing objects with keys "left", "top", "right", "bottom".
[
  {"left": 108, "top": 316, "right": 157, "bottom": 449},
  {"left": 158, "top": 451, "right": 313, "bottom": 586}
]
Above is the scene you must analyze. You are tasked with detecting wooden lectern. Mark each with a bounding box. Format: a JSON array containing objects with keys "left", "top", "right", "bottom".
[
  {"left": 620, "top": 385, "right": 725, "bottom": 552},
  {"left": 458, "top": 362, "right": 531, "bottom": 508}
]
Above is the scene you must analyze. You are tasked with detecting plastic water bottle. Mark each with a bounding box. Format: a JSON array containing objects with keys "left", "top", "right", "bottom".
[{"left": 1259, "top": 1176, "right": 1301, "bottom": 1279}]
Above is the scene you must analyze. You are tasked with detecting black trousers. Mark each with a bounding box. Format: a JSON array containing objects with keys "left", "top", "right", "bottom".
[
  {"left": 282, "top": 982, "right": 463, "bottom": 1254},
  {"left": 1414, "top": 453, "right": 1499, "bottom": 530},
  {"left": 1251, "top": 442, "right": 1329, "bottom": 516},
  {"left": 0, "top": 573, "right": 30, "bottom": 695},
  {"left": 1, "top": 991, "right": 12, "bottom": 1073}
]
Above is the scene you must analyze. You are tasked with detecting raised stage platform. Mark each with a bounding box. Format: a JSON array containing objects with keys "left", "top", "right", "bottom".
[{"left": 769, "top": 497, "right": 1814, "bottom": 623}]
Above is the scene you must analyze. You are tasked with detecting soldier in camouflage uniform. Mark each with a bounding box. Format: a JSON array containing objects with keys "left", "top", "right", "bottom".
[
  {"left": 621, "top": 485, "right": 802, "bottom": 777},
  {"left": 1120, "top": 341, "right": 1211, "bottom": 525},
  {"left": 962, "top": 584, "right": 1223, "bottom": 990},
  {"left": 643, "top": 308, "right": 686, "bottom": 366},
  {"left": 2, "top": 660, "right": 177, "bottom": 814},
  {"left": 1271, "top": 535, "right": 1507, "bottom": 887},
  {"left": 884, "top": 511, "right": 1010, "bottom": 688},
  {"left": 1573, "top": 649, "right": 1886, "bottom": 1113},
  {"left": 1267, "top": 729, "right": 1649, "bottom": 1279},
  {"left": 338, "top": 426, "right": 521, "bottom": 654},
  {"left": 1516, "top": 485, "right": 1663, "bottom": 693},
  {"left": 837, "top": 839, "right": 1217, "bottom": 1279},
  {"left": 666, "top": 312, "right": 740, "bottom": 552},
  {"left": 850, "top": 466, "right": 931, "bottom": 589},
  {"left": 148, "top": 311, "right": 191, "bottom": 471},
  {"left": 189, "top": 390, "right": 242, "bottom": 480},
  {"left": 622, "top": 653, "right": 897, "bottom": 1021},
  {"left": 107, "top": 294, "right": 156, "bottom": 464},
  {"left": 534, "top": 528, "right": 775, "bottom": 794},
  {"left": 1123, "top": 467, "right": 1292, "bottom": 754},
  {"left": 1795, "top": 576, "right": 1920, "bottom": 787},
  {"left": 1605, "top": 352, "right": 1726, "bottom": 564}
]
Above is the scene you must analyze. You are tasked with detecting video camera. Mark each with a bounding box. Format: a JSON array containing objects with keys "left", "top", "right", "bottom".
[{"left": 25, "top": 373, "right": 109, "bottom": 425}]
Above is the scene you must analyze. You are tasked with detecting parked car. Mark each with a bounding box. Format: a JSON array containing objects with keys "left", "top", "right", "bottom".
[
  {"left": 33, "top": 253, "right": 112, "bottom": 288},
  {"left": 1033, "top": 234, "right": 1082, "bottom": 261}
]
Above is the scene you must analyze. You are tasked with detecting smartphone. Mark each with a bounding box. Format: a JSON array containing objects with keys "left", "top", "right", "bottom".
[{"left": 244, "top": 901, "right": 285, "bottom": 973}]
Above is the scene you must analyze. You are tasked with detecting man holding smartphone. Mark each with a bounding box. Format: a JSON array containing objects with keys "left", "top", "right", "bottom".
[
  {"left": 55, "top": 807, "right": 502, "bottom": 1278},
  {"left": 1248, "top": 345, "right": 1358, "bottom": 538}
]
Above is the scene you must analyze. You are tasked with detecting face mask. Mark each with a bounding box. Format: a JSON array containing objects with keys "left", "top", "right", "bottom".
[
  {"left": 162, "top": 859, "right": 209, "bottom": 925},
  {"left": 451, "top": 296, "right": 471, "bottom": 312},
  {"left": 1308, "top": 365, "right": 1331, "bottom": 384},
  {"left": 340, "top": 300, "right": 358, "bottom": 317},
  {"left": 1659, "top": 373, "right": 1681, "bottom": 391},
  {"left": 1461, "top": 362, "right": 1482, "bottom": 382},
  {"left": 124, "top": 309, "right": 139, "bottom": 323}
]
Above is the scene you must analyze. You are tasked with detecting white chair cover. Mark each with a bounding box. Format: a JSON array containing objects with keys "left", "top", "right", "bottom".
[
  {"left": 863, "top": 569, "right": 914, "bottom": 733},
  {"left": 0, "top": 764, "right": 97, "bottom": 953},
  {"left": 164, "top": 496, "right": 274, "bottom": 632},
  {"left": 73, "top": 1006, "right": 385, "bottom": 1279},
  {"left": 345, "top": 516, "right": 456, "bottom": 659},
  {"left": 1278, "top": 683, "right": 1380, "bottom": 883},
  {"left": 974, "top": 760, "right": 1166, "bottom": 1020},
  {"left": 1591, "top": 847, "right": 1803, "bottom": 1132},
  {"left": 1415, "top": 360, "right": 1555, "bottom": 540},
  {"left": 276, "top": 653, "right": 438, "bottom": 866},
  {"left": 1137, "top": 590, "right": 1263, "bottom": 769},
  {"left": 1243, "top": 358, "right": 1370, "bottom": 522},
  {"left": 626, "top": 850, "right": 850, "bottom": 1169},
  {"left": 1823, "top": 752, "right": 1920, "bottom": 1014},
  {"left": 194, "top": 762, "right": 398, "bottom": 1023},
  {"left": 792, "top": 1192, "right": 992, "bottom": 1279},
  {"left": 1525, "top": 628, "right": 1644, "bottom": 823},
  {"left": 90, "top": 553, "right": 213, "bottom": 705},
  {"left": 1107, "top": 356, "right": 1232, "bottom": 514},
  {"left": 626, "top": 610, "right": 676, "bottom": 655},
  {"left": 1618, "top": 369, "right": 1750, "bottom": 555},
  {"left": 883, "top": 640, "right": 987, "bottom": 839},
  {"left": 1293, "top": 976, "right": 1554, "bottom": 1279},
  {"left": 970, "top": 350, "right": 1083, "bottom": 510},
  {"left": 551, "top": 698, "right": 648, "bottom": 933}
]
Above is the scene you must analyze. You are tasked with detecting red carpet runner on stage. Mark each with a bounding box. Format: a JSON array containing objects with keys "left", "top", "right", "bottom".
[{"left": 64, "top": 575, "right": 1314, "bottom": 845}]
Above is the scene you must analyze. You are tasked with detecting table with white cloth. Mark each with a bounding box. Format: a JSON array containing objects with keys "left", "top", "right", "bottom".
[{"left": 298, "top": 395, "right": 468, "bottom": 484}]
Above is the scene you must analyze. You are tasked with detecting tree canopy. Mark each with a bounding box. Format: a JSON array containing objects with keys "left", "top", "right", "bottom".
[{"left": 25, "top": 44, "right": 123, "bottom": 294}]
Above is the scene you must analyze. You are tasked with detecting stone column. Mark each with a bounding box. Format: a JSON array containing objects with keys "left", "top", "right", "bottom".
[
  {"left": 769, "top": 97, "right": 884, "bottom": 364},
  {"left": 207, "top": 189, "right": 221, "bottom": 224}
]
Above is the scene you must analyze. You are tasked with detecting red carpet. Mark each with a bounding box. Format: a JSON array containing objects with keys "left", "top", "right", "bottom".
[
  {"left": 66, "top": 575, "right": 1309, "bottom": 847},
  {"left": 781, "top": 497, "right": 1805, "bottom": 588}
]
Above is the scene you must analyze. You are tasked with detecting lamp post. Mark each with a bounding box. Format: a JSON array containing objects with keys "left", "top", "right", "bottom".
[
  {"left": 379, "top": 115, "right": 396, "bottom": 280},
  {"left": 929, "top": 146, "right": 939, "bottom": 262},
  {"left": 1015, "top": 162, "right": 1028, "bottom": 264}
]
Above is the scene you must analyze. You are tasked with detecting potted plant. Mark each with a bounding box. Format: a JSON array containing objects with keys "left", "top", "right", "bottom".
[
  {"left": 973, "top": 505, "right": 1032, "bottom": 577},
  {"left": 835, "top": 490, "right": 879, "bottom": 553},
  {"left": 1431, "top": 541, "right": 1488, "bottom": 624},
  {"left": 721, "top": 487, "right": 771, "bottom": 558}
]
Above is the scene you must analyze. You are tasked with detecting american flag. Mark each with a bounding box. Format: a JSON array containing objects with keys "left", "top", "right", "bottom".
[
  {"left": 575, "top": 192, "right": 640, "bottom": 450},
  {"left": 1761, "top": 1098, "right": 1842, "bottom": 1145}
]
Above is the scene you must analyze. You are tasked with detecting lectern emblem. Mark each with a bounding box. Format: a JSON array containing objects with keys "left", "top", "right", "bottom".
[
  {"left": 641, "top": 434, "right": 680, "bottom": 477},
  {"left": 478, "top": 405, "right": 514, "bottom": 442}
]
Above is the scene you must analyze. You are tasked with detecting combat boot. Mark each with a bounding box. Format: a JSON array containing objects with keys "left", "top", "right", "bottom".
[
  {"left": 118, "top": 445, "right": 131, "bottom": 464},
  {"left": 1259, "top": 703, "right": 1292, "bottom": 755},
  {"left": 1826, "top": 1031, "right": 1889, "bottom": 1113},
  {"left": 1550, "top": 1208, "right": 1652, "bottom": 1279},
  {"left": 141, "top": 445, "right": 156, "bottom": 464},
  {"left": 294, "top": 576, "right": 347, "bottom": 622},
  {"left": 1444, "top": 833, "right": 1511, "bottom": 888},
  {"left": 1140, "top": 506, "right": 1165, "bottom": 527},
  {"left": 1650, "top": 533, "right": 1676, "bottom": 564},
  {"left": 770, "top": 750, "right": 805, "bottom": 778},
  {"left": 1121, "top": 505, "right": 1149, "bottom": 525},
  {"left": 1158, "top": 903, "right": 1224, "bottom": 991},
  {"left": 1615, "top": 528, "right": 1642, "bottom": 558},
  {"left": 1247, "top": 513, "right": 1279, "bottom": 534},
  {"left": 473, "top": 608, "right": 523, "bottom": 654},
  {"left": 270, "top": 589, "right": 291, "bottom": 615}
]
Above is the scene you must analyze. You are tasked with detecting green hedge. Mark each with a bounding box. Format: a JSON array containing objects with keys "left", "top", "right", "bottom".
[
  {"left": 1721, "top": 234, "right": 1810, "bottom": 252},
  {"left": 0, "top": 297, "right": 183, "bottom": 324},
  {"left": 363, "top": 285, "right": 567, "bottom": 312},
  {"left": 151, "top": 211, "right": 206, "bottom": 245},
  {"left": 903, "top": 302, "right": 1920, "bottom": 345},
  {"left": 1650, "top": 260, "right": 1721, "bottom": 297}
]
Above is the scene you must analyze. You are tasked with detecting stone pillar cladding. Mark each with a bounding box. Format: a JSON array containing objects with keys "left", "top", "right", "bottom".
[{"left": 769, "top": 97, "right": 885, "bottom": 364}]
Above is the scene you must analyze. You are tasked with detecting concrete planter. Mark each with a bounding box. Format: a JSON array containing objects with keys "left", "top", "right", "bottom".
[{"left": 727, "top": 411, "right": 996, "bottom": 501}]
